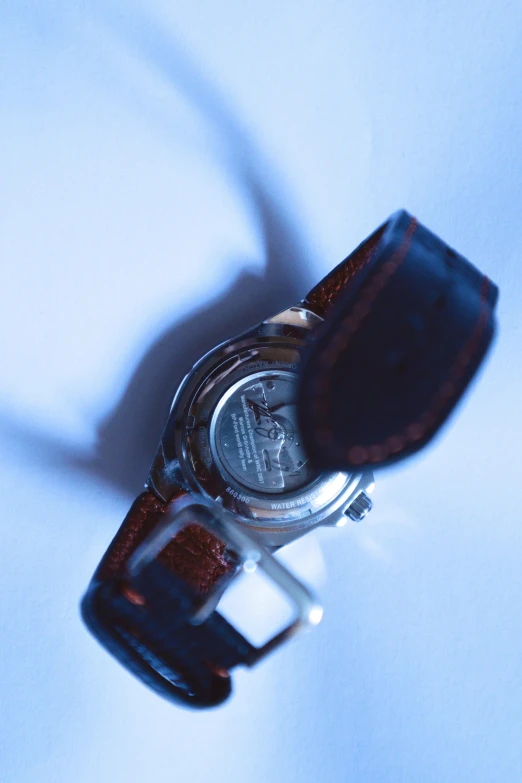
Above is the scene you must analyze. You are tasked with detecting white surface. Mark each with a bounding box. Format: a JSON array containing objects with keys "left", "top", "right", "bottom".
[{"left": 1, "top": 1, "right": 521, "bottom": 781}]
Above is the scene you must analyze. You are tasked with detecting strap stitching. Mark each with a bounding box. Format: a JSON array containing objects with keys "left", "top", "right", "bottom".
[
  {"left": 305, "top": 227, "right": 384, "bottom": 317},
  {"left": 312, "top": 216, "right": 418, "bottom": 446},
  {"left": 312, "top": 219, "right": 492, "bottom": 463},
  {"left": 344, "top": 274, "right": 490, "bottom": 463}
]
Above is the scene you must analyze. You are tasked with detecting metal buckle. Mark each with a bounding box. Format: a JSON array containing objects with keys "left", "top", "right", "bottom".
[{"left": 126, "top": 495, "right": 323, "bottom": 666}]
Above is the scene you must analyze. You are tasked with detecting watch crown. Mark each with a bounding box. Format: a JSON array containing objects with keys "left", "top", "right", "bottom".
[{"left": 344, "top": 491, "right": 373, "bottom": 522}]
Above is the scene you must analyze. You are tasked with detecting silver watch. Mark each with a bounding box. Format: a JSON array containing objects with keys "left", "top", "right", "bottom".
[{"left": 148, "top": 303, "right": 374, "bottom": 549}]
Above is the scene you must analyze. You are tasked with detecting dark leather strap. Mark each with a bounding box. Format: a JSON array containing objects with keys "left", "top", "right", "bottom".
[
  {"left": 93, "top": 490, "right": 234, "bottom": 593},
  {"left": 304, "top": 222, "right": 388, "bottom": 318},
  {"left": 82, "top": 490, "right": 240, "bottom": 707},
  {"left": 298, "top": 210, "right": 499, "bottom": 470}
]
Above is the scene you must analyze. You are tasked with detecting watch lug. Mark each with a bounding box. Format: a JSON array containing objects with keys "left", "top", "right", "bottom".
[
  {"left": 263, "top": 304, "right": 323, "bottom": 331},
  {"left": 147, "top": 452, "right": 184, "bottom": 502}
]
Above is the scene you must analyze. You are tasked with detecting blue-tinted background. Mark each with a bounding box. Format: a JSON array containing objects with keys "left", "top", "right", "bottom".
[{"left": 1, "top": 1, "right": 521, "bottom": 781}]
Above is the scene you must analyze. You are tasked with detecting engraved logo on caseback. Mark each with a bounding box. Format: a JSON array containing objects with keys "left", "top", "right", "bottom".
[{"left": 211, "top": 372, "right": 316, "bottom": 495}]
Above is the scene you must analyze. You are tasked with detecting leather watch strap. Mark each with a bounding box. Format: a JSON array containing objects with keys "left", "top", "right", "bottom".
[
  {"left": 298, "top": 210, "right": 499, "bottom": 471},
  {"left": 82, "top": 489, "right": 240, "bottom": 707},
  {"left": 94, "top": 489, "right": 234, "bottom": 593},
  {"left": 304, "top": 222, "right": 388, "bottom": 318}
]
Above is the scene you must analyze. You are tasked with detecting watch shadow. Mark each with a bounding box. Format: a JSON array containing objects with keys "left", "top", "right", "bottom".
[{"left": 0, "top": 7, "right": 314, "bottom": 499}]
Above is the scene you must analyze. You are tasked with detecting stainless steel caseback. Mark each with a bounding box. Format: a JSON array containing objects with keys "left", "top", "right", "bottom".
[{"left": 147, "top": 306, "right": 374, "bottom": 547}]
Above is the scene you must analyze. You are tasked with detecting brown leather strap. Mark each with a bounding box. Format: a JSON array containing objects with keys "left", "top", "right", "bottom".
[
  {"left": 304, "top": 223, "right": 387, "bottom": 318},
  {"left": 299, "top": 210, "right": 499, "bottom": 471},
  {"left": 96, "top": 489, "right": 235, "bottom": 594}
]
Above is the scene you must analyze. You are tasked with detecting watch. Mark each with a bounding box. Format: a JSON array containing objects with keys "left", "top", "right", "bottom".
[
  {"left": 82, "top": 228, "right": 375, "bottom": 708},
  {"left": 82, "top": 210, "right": 498, "bottom": 708}
]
